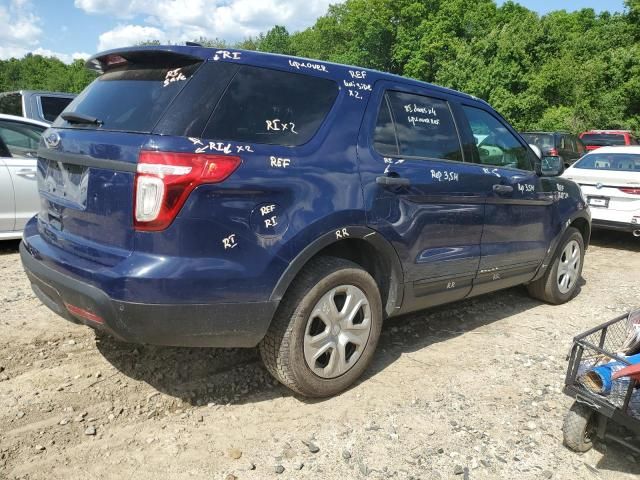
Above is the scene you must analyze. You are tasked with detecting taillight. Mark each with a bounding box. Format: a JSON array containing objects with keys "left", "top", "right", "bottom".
[
  {"left": 549, "top": 148, "right": 559, "bottom": 156},
  {"left": 134, "top": 150, "right": 241, "bottom": 231},
  {"left": 619, "top": 187, "right": 640, "bottom": 195}
]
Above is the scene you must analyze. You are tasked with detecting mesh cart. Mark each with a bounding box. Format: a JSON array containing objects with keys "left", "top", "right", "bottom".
[{"left": 563, "top": 310, "right": 640, "bottom": 453}]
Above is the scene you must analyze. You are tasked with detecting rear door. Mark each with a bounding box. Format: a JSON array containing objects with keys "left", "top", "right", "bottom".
[
  {"left": 0, "top": 119, "right": 43, "bottom": 230},
  {"left": 0, "top": 141, "right": 15, "bottom": 233},
  {"left": 458, "top": 104, "right": 554, "bottom": 293},
  {"left": 38, "top": 51, "right": 211, "bottom": 261},
  {"left": 359, "top": 83, "right": 489, "bottom": 310}
]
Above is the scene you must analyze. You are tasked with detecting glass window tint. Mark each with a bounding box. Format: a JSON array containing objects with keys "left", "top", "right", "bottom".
[
  {"left": 575, "top": 153, "right": 640, "bottom": 171},
  {"left": 580, "top": 133, "right": 627, "bottom": 146},
  {"left": 0, "top": 93, "right": 22, "bottom": 117},
  {"left": 54, "top": 62, "right": 201, "bottom": 132},
  {"left": 521, "top": 133, "right": 554, "bottom": 151},
  {"left": 0, "top": 120, "right": 45, "bottom": 158},
  {"left": 203, "top": 66, "right": 339, "bottom": 146},
  {"left": 462, "top": 106, "right": 531, "bottom": 170},
  {"left": 385, "top": 91, "right": 462, "bottom": 161},
  {"left": 40, "top": 96, "right": 74, "bottom": 122},
  {"left": 373, "top": 97, "right": 398, "bottom": 156},
  {"left": 576, "top": 138, "right": 586, "bottom": 155}
]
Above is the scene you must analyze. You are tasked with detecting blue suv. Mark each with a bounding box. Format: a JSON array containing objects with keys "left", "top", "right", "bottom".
[{"left": 20, "top": 46, "right": 591, "bottom": 397}]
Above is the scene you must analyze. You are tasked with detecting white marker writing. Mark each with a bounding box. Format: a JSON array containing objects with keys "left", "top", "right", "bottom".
[
  {"left": 335, "top": 228, "right": 350, "bottom": 239},
  {"left": 264, "top": 216, "right": 278, "bottom": 228},
  {"left": 266, "top": 119, "right": 298, "bottom": 134},
  {"left": 222, "top": 234, "right": 237, "bottom": 249},
  {"left": 260, "top": 204, "right": 276, "bottom": 216},
  {"left": 163, "top": 68, "right": 186, "bottom": 87},
  {"left": 270, "top": 156, "right": 291, "bottom": 168},
  {"left": 213, "top": 50, "right": 241, "bottom": 61}
]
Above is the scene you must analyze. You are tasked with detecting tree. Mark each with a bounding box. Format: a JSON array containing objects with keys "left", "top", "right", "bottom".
[{"left": 259, "top": 26, "right": 293, "bottom": 54}]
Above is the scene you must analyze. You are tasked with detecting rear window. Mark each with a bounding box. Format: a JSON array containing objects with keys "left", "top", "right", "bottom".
[
  {"left": 580, "top": 133, "right": 627, "bottom": 146},
  {"left": 40, "top": 96, "right": 74, "bottom": 122},
  {"left": 373, "top": 90, "right": 463, "bottom": 161},
  {"left": 54, "top": 62, "right": 201, "bottom": 133},
  {"left": 0, "top": 93, "right": 23, "bottom": 117},
  {"left": 202, "top": 66, "right": 338, "bottom": 146},
  {"left": 575, "top": 153, "right": 640, "bottom": 171},
  {"left": 521, "top": 133, "right": 554, "bottom": 150}
]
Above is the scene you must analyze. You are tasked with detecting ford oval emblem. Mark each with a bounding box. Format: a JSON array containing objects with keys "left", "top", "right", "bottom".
[
  {"left": 596, "top": 182, "right": 603, "bottom": 189},
  {"left": 44, "top": 130, "right": 61, "bottom": 149}
]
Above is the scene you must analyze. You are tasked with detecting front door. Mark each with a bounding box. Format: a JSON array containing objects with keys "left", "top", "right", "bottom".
[
  {"left": 458, "top": 104, "right": 554, "bottom": 295},
  {"left": 359, "top": 84, "right": 489, "bottom": 313}
]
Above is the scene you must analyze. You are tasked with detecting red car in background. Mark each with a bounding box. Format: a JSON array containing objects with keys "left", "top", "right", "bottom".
[{"left": 579, "top": 130, "right": 638, "bottom": 151}]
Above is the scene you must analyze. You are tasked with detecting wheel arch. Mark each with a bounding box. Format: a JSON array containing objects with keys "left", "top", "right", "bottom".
[{"left": 269, "top": 226, "right": 404, "bottom": 317}]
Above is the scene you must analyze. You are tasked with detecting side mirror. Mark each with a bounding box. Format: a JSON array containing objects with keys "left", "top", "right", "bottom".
[{"left": 536, "top": 155, "right": 564, "bottom": 177}]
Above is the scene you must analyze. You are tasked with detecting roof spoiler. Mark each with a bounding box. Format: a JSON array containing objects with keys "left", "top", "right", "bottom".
[{"left": 86, "top": 46, "right": 207, "bottom": 74}]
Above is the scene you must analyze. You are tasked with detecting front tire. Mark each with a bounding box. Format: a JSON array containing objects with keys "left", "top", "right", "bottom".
[
  {"left": 259, "top": 256, "right": 383, "bottom": 397},
  {"left": 563, "top": 402, "right": 596, "bottom": 452},
  {"left": 527, "top": 227, "right": 584, "bottom": 304}
]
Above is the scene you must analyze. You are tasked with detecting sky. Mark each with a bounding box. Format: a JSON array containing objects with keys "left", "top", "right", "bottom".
[{"left": 0, "top": 0, "right": 628, "bottom": 64}]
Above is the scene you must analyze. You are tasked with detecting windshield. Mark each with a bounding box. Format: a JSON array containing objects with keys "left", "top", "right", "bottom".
[
  {"left": 521, "top": 133, "right": 554, "bottom": 150},
  {"left": 575, "top": 153, "right": 640, "bottom": 172},
  {"left": 580, "top": 133, "right": 627, "bottom": 146},
  {"left": 54, "top": 62, "right": 200, "bottom": 133}
]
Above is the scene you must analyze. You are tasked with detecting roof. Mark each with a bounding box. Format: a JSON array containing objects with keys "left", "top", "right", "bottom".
[
  {"left": 0, "top": 90, "right": 76, "bottom": 98},
  {"left": 582, "top": 130, "right": 634, "bottom": 134},
  {"left": 87, "top": 45, "right": 484, "bottom": 105},
  {"left": 583, "top": 146, "right": 640, "bottom": 155},
  {"left": 520, "top": 131, "right": 571, "bottom": 135},
  {"left": 0, "top": 113, "right": 49, "bottom": 128}
]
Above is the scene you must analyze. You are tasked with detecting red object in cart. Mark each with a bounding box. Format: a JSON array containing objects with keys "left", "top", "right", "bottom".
[{"left": 613, "top": 363, "right": 640, "bottom": 382}]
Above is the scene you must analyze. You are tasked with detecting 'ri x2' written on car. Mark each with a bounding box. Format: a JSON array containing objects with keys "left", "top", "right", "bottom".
[{"left": 21, "top": 46, "right": 590, "bottom": 397}]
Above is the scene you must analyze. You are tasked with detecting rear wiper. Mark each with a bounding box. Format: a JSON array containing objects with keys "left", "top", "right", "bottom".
[{"left": 61, "top": 112, "right": 103, "bottom": 126}]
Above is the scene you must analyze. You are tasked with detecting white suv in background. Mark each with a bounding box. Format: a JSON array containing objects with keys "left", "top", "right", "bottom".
[{"left": 563, "top": 146, "right": 640, "bottom": 236}]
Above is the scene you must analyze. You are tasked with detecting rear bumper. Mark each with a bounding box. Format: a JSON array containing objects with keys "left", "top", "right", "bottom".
[
  {"left": 20, "top": 241, "right": 277, "bottom": 347},
  {"left": 592, "top": 218, "right": 639, "bottom": 233}
]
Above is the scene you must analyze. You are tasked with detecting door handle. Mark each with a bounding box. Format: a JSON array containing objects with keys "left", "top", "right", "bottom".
[
  {"left": 493, "top": 184, "right": 513, "bottom": 194},
  {"left": 376, "top": 175, "right": 411, "bottom": 187},
  {"left": 16, "top": 168, "right": 37, "bottom": 178}
]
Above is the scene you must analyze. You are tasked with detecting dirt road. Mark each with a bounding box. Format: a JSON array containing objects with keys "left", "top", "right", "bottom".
[{"left": 1, "top": 231, "right": 639, "bottom": 479}]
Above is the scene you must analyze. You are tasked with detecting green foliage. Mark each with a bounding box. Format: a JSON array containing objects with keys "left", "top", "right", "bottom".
[
  {"left": 1, "top": 0, "right": 638, "bottom": 133},
  {"left": 0, "top": 55, "right": 97, "bottom": 94}
]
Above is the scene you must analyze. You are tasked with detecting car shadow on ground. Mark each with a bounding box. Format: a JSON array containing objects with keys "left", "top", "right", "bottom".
[
  {"left": 590, "top": 229, "right": 639, "bottom": 252},
  {"left": 0, "top": 239, "right": 21, "bottom": 255},
  {"left": 95, "top": 285, "right": 556, "bottom": 408}
]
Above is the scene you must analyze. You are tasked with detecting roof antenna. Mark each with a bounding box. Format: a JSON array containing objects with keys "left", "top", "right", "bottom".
[{"left": 185, "top": 41, "right": 202, "bottom": 47}]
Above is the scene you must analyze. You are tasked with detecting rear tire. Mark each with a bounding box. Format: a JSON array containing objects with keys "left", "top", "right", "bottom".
[
  {"left": 259, "top": 256, "right": 383, "bottom": 398},
  {"left": 563, "top": 402, "right": 596, "bottom": 452},
  {"left": 527, "top": 227, "right": 584, "bottom": 304}
]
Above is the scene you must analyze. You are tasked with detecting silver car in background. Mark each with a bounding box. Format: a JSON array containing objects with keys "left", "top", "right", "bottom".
[{"left": 0, "top": 114, "right": 48, "bottom": 240}]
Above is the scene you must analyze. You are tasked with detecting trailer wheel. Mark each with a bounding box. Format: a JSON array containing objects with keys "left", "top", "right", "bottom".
[{"left": 563, "top": 402, "right": 597, "bottom": 452}]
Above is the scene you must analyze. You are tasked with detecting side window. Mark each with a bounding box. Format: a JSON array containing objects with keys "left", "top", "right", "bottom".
[
  {"left": 384, "top": 91, "right": 463, "bottom": 161},
  {"left": 0, "top": 121, "right": 44, "bottom": 158},
  {"left": 373, "top": 96, "right": 398, "bottom": 156},
  {"left": 576, "top": 137, "right": 586, "bottom": 155},
  {"left": 202, "top": 66, "right": 339, "bottom": 146},
  {"left": 462, "top": 106, "right": 532, "bottom": 171},
  {"left": 39, "top": 96, "right": 73, "bottom": 123}
]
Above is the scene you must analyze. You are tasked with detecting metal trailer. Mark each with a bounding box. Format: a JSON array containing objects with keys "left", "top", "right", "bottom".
[{"left": 563, "top": 311, "right": 640, "bottom": 454}]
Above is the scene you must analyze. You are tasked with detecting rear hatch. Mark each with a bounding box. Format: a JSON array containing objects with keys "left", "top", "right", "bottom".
[{"left": 37, "top": 48, "right": 228, "bottom": 264}]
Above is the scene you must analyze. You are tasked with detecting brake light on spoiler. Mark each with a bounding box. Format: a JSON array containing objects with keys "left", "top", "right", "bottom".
[{"left": 134, "top": 151, "right": 241, "bottom": 231}]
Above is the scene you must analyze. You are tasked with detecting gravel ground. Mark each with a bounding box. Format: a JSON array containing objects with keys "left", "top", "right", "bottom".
[{"left": 1, "top": 230, "right": 639, "bottom": 480}]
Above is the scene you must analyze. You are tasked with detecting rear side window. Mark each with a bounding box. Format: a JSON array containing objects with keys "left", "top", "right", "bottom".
[
  {"left": 521, "top": 133, "right": 554, "bottom": 151},
  {"left": 54, "top": 62, "right": 201, "bottom": 133},
  {"left": 0, "top": 93, "right": 23, "bottom": 117},
  {"left": 373, "top": 97, "right": 398, "bottom": 155},
  {"left": 373, "top": 91, "right": 463, "bottom": 161},
  {"left": 39, "top": 96, "right": 73, "bottom": 122},
  {"left": 203, "top": 66, "right": 338, "bottom": 146},
  {"left": 0, "top": 120, "right": 45, "bottom": 158}
]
